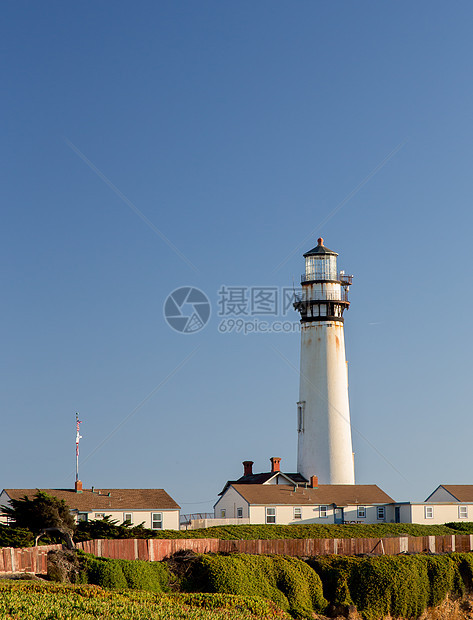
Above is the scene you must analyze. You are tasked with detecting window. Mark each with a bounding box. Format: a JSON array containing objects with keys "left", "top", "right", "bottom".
[
  {"left": 266, "top": 507, "right": 276, "bottom": 524},
  {"left": 319, "top": 506, "right": 328, "bottom": 518},
  {"left": 237, "top": 508, "right": 243, "bottom": 518},
  {"left": 459, "top": 506, "right": 468, "bottom": 519},
  {"left": 123, "top": 513, "right": 133, "bottom": 524},
  {"left": 425, "top": 506, "right": 434, "bottom": 519},
  {"left": 297, "top": 402, "right": 305, "bottom": 433},
  {"left": 77, "top": 513, "right": 88, "bottom": 522},
  {"left": 377, "top": 506, "right": 386, "bottom": 520},
  {"left": 220, "top": 509, "right": 226, "bottom": 518},
  {"left": 152, "top": 513, "right": 163, "bottom": 529},
  {"left": 293, "top": 507, "right": 302, "bottom": 520},
  {"left": 357, "top": 506, "right": 366, "bottom": 519},
  {"left": 95, "top": 513, "right": 105, "bottom": 519}
]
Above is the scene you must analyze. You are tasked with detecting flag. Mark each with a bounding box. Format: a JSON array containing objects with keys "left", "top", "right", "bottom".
[{"left": 76, "top": 415, "right": 83, "bottom": 456}]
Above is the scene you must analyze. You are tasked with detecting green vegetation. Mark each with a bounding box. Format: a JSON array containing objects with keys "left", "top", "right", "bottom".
[
  {"left": 75, "top": 521, "right": 459, "bottom": 542},
  {"left": 42, "top": 550, "right": 473, "bottom": 619},
  {"left": 183, "top": 553, "right": 327, "bottom": 619},
  {"left": 78, "top": 552, "right": 171, "bottom": 593},
  {"left": 167, "top": 522, "right": 458, "bottom": 540},
  {"left": 0, "top": 524, "right": 34, "bottom": 548},
  {"left": 446, "top": 521, "right": 473, "bottom": 533},
  {"left": 0, "top": 490, "right": 75, "bottom": 535},
  {"left": 307, "top": 553, "right": 473, "bottom": 620},
  {"left": 4, "top": 511, "right": 473, "bottom": 548},
  {"left": 0, "top": 581, "right": 290, "bottom": 619}
]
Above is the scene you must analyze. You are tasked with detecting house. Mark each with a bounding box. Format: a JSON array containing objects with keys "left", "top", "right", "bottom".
[
  {"left": 0, "top": 484, "right": 181, "bottom": 530},
  {"left": 393, "top": 485, "right": 473, "bottom": 525},
  {"left": 214, "top": 458, "right": 395, "bottom": 525}
]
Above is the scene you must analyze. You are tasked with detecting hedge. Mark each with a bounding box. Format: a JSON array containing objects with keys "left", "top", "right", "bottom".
[
  {"left": 74, "top": 521, "right": 459, "bottom": 541},
  {"left": 183, "top": 553, "right": 327, "bottom": 619},
  {"left": 53, "top": 551, "right": 473, "bottom": 619},
  {"left": 77, "top": 553, "right": 170, "bottom": 593},
  {"left": 308, "top": 552, "right": 473, "bottom": 620}
]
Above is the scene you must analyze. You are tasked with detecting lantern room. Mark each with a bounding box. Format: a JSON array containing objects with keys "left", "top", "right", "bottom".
[{"left": 302, "top": 237, "right": 338, "bottom": 282}]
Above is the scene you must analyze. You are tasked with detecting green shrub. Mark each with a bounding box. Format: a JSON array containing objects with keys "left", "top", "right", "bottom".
[
  {"left": 183, "top": 553, "right": 327, "bottom": 619},
  {"left": 351, "top": 556, "right": 428, "bottom": 620},
  {"left": 77, "top": 553, "right": 170, "bottom": 593},
  {"left": 307, "top": 555, "right": 359, "bottom": 608},
  {"left": 418, "top": 555, "right": 459, "bottom": 606},
  {"left": 82, "top": 555, "right": 128, "bottom": 589},
  {"left": 117, "top": 558, "right": 170, "bottom": 592},
  {"left": 446, "top": 521, "right": 473, "bottom": 533},
  {"left": 0, "top": 525, "right": 34, "bottom": 548},
  {"left": 73, "top": 522, "right": 458, "bottom": 543},
  {"left": 309, "top": 553, "right": 473, "bottom": 620}
]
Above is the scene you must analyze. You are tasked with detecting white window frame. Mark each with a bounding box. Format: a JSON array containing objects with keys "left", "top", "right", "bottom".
[
  {"left": 237, "top": 507, "right": 243, "bottom": 518},
  {"left": 459, "top": 506, "right": 468, "bottom": 519},
  {"left": 377, "top": 506, "right": 386, "bottom": 520},
  {"left": 123, "top": 512, "right": 133, "bottom": 524},
  {"left": 293, "top": 507, "right": 302, "bottom": 520},
  {"left": 266, "top": 507, "right": 276, "bottom": 524},
  {"left": 319, "top": 505, "right": 328, "bottom": 518},
  {"left": 425, "top": 506, "right": 434, "bottom": 519},
  {"left": 357, "top": 506, "right": 366, "bottom": 519},
  {"left": 151, "top": 512, "right": 163, "bottom": 529},
  {"left": 95, "top": 513, "right": 105, "bottom": 520}
]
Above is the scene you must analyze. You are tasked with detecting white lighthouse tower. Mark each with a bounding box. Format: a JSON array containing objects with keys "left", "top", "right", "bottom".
[{"left": 294, "top": 238, "right": 355, "bottom": 485}]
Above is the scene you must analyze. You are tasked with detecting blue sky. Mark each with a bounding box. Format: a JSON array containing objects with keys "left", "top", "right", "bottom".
[{"left": 2, "top": 1, "right": 473, "bottom": 515}]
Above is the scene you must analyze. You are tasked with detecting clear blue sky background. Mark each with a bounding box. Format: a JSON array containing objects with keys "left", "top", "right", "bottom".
[{"left": 2, "top": 1, "right": 473, "bottom": 515}]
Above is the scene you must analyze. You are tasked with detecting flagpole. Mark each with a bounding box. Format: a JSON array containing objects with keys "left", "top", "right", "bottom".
[{"left": 75, "top": 413, "right": 82, "bottom": 483}]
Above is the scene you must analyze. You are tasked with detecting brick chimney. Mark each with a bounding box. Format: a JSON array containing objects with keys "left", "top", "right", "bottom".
[
  {"left": 310, "top": 475, "right": 318, "bottom": 489},
  {"left": 243, "top": 461, "right": 254, "bottom": 476},
  {"left": 270, "top": 457, "right": 281, "bottom": 473},
  {"left": 75, "top": 480, "right": 83, "bottom": 493}
]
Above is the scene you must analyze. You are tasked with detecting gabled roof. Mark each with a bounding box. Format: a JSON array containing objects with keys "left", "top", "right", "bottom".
[
  {"left": 1, "top": 489, "right": 180, "bottom": 511},
  {"left": 226, "top": 484, "right": 395, "bottom": 507},
  {"left": 428, "top": 485, "right": 473, "bottom": 502},
  {"left": 219, "top": 472, "right": 307, "bottom": 496}
]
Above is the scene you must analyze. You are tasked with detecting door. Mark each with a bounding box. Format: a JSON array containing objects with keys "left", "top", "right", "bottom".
[
  {"left": 334, "top": 508, "right": 344, "bottom": 524},
  {"left": 395, "top": 506, "right": 400, "bottom": 523}
]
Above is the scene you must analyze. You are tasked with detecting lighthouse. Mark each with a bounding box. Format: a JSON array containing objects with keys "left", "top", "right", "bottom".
[{"left": 294, "top": 238, "right": 355, "bottom": 485}]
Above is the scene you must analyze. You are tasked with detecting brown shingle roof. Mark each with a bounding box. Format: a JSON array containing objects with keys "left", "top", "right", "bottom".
[
  {"left": 230, "top": 484, "right": 394, "bottom": 506},
  {"left": 438, "top": 486, "right": 473, "bottom": 502},
  {"left": 2, "top": 489, "right": 180, "bottom": 511}
]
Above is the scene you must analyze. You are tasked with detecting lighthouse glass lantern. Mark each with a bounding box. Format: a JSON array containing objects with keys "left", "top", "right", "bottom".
[{"left": 304, "top": 239, "right": 338, "bottom": 282}]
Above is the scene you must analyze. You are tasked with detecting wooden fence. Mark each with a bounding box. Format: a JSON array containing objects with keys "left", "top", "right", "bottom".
[{"left": 2, "top": 534, "right": 473, "bottom": 574}]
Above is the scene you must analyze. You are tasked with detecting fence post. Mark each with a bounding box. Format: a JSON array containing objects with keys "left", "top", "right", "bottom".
[
  {"left": 10, "top": 548, "right": 16, "bottom": 573},
  {"left": 428, "top": 536, "right": 435, "bottom": 553}
]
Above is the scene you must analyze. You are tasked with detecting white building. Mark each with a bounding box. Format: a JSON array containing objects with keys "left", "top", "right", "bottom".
[
  {"left": 215, "top": 482, "right": 394, "bottom": 525},
  {"left": 215, "top": 458, "right": 394, "bottom": 525},
  {"left": 294, "top": 238, "right": 355, "bottom": 485},
  {"left": 0, "top": 487, "right": 180, "bottom": 530},
  {"left": 393, "top": 485, "right": 473, "bottom": 525}
]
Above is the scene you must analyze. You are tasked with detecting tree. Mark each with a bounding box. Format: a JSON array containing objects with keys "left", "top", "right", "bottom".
[{"left": 1, "top": 490, "right": 75, "bottom": 535}]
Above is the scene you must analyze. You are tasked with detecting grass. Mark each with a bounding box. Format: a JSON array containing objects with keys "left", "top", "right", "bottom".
[{"left": 0, "top": 581, "right": 290, "bottom": 619}]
